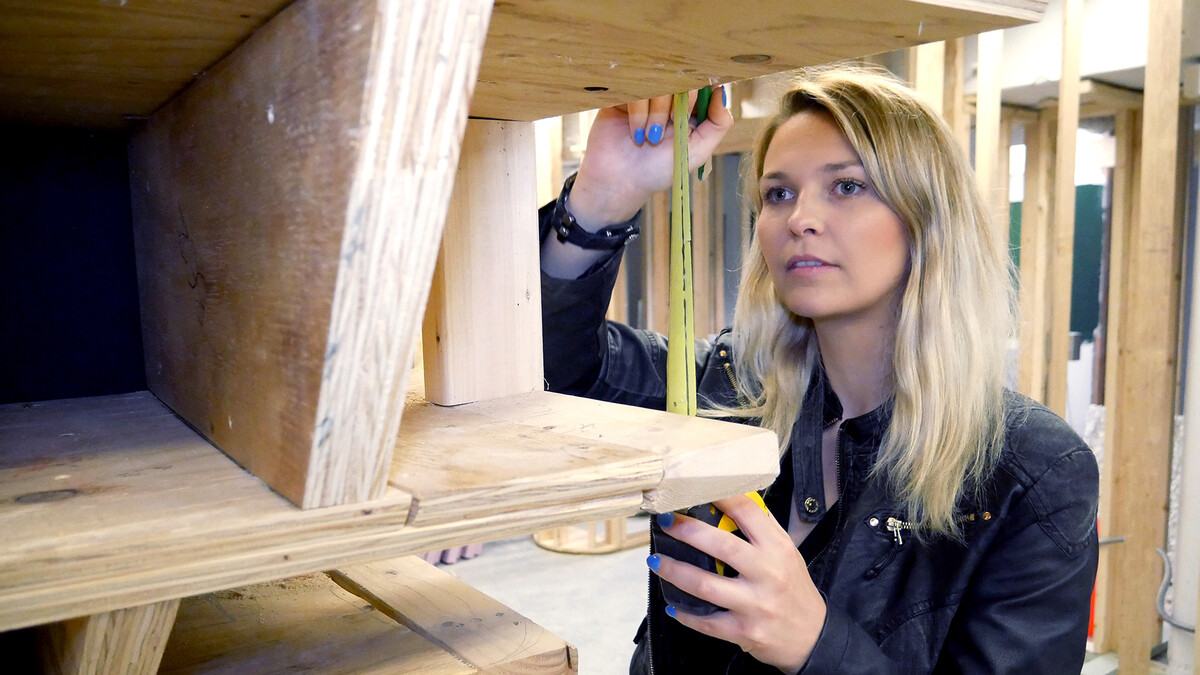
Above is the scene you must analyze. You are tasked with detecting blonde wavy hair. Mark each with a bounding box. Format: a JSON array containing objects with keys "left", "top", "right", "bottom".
[{"left": 728, "top": 65, "right": 1015, "bottom": 538}]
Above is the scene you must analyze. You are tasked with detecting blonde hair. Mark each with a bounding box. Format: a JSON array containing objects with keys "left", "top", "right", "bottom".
[{"left": 728, "top": 65, "right": 1015, "bottom": 538}]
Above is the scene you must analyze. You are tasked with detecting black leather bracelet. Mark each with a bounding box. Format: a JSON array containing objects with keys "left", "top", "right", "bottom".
[{"left": 552, "top": 173, "right": 641, "bottom": 250}]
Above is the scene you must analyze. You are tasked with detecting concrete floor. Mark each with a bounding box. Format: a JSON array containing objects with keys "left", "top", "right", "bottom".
[{"left": 445, "top": 517, "right": 651, "bottom": 675}]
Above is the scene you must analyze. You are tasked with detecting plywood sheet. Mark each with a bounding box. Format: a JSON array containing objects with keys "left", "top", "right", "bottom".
[{"left": 0, "top": 0, "right": 1045, "bottom": 128}]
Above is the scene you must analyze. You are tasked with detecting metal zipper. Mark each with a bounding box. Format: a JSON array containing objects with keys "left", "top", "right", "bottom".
[
  {"left": 718, "top": 349, "right": 737, "bottom": 391},
  {"left": 885, "top": 517, "right": 917, "bottom": 546},
  {"left": 806, "top": 423, "right": 845, "bottom": 570}
]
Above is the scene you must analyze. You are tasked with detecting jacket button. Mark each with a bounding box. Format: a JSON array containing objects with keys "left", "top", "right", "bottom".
[
  {"left": 804, "top": 497, "right": 819, "bottom": 514},
  {"left": 869, "top": 517, "right": 880, "bottom": 527}
]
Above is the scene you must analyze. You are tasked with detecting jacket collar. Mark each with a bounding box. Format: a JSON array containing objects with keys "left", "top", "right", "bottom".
[{"left": 787, "top": 368, "right": 893, "bottom": 523}]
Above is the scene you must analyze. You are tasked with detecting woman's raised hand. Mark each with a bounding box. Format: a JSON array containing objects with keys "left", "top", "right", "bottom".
[{"left": 566, "top": 87, "right": 734, "bottom": 229}]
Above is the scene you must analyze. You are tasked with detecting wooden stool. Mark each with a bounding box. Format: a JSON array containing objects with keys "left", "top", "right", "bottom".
[{"left": 533, "top": 517, "right": 649, "bottom": 555}]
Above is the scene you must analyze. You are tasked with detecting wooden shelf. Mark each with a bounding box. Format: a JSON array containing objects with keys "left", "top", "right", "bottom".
[
  {"left": 159, "top": 557, "right": 576, "bottom": 673},
  {"left": 0, "top": 0, "right": 1047, "bottom": 129},
  {"left": 0, "top": 390, "right": 777, "bottom": 633}
]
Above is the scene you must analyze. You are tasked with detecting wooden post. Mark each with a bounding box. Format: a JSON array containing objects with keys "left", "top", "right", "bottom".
[
  {"left": 906, "top": 41, "right": 946, "bottom": 116},
  {"left": 128, "top": 0, "right": 495, "bottom": 508},
  {"left": 974, "top": 30, "right": 1006, "bottom": 239},
  {"left": 1108, "top": 0, "right": 1185, "bottom": 669},
  {"left": 1017, "top": 109, "right": 1056, "bottom": 402},
  {"left": 1092, "top": 108, "right": 1141, "bottom": 653},
  {"left": 423, "top": 119, "right": 542, "bottom": 406},
  {"left": 39, "top": 600, "right": 181, "bottom": 675},
  {"left": 943, "top": 37, "right": 971, "bottom": 152},
  {"left": 1044, "top": 0, "right": 1082, "bottom": 418}
]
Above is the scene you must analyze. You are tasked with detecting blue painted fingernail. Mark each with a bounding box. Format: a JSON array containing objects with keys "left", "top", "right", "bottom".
[
  {"left": 656, "top": 512, "right": 675, "bottom": 529},
  {"left": 722, "top": 85, "right": 728, "bottom": 107},
  {"left": 666, "top": 606, "right": 677, "bottom": 618},
  {"left": 648, "top": 124, "right": 663, "bottom": 144},
  {"left": 646, "top": 554, "right": 661, "bottom": 571},
  {"left": 634, "top": 127, "right": 645, "bottom": 145}
]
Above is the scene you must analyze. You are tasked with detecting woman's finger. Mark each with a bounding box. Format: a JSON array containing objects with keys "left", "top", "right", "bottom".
[
  {"left": 625, "top": 99, "right": 650, "bottom": 145},
  {"left": 644, "top": 94, "right": 673, "bottom": 145}
]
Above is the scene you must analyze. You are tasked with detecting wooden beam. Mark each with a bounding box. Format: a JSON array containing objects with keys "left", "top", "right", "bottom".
[
  {"left": 330, "top": 557, "right": 577, "bottom": 671},
  {"left": 160, "top": 571, "right": 506, "bottom": 673},
  {"left": 974, "top": 30, "right": 1006, "bottom": 243},
  {"left": 128, "top": 0, "right": 494, "bottom": 507},
  {"left": 470, "top": 1, "right": 1047, "bottom": 122},
  {"left": 39, "top": 600, "right": 180, "bottom": 675},
  {"left": 1110, "top": 0, "right": 1185, "bottom": 669},
  {"left": 906, "top": 41, "right": 946, "bottom": 115},
  {"left": 1092, "top": 107, "right": 1141, "bottom": 653},
  {"left": 422, "top": 119, "right": 542, "bottom": 406},
  {"left": 1044, "top": 0, "right": 1081, "bottom": 418},
  {"left": 647, "top": 190, "right": 672, "bottom": 335},
  {"left": 943, "top": 37, "right": 971, "bottom": 152},
  {"left": 391, "top": 390, "right": 779, "bottom": 522},
  {"left": 0, "top": 390, "right": 776, "bottom": 632},
  {"left": 1017, "top": 109, "right": 1056, "bottom": 402}
]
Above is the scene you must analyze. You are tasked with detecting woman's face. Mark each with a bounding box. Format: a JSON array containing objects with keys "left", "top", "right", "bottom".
[{"left": 755, "top": 110, "right": 910, "bottom": 332}]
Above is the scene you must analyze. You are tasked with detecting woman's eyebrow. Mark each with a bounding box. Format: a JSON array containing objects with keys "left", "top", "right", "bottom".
[{"left": 820, "top": 160, "right": 863, "bottom": 173}]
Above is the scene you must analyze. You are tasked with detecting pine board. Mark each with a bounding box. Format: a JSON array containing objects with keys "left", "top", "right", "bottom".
[{"left": 0, "top": 0, "right": 1046, "bottom": 128}]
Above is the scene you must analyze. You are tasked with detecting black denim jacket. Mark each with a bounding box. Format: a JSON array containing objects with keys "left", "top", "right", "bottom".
[{"left": 540, "top": 205, "right": 1100, "bottom": 674}]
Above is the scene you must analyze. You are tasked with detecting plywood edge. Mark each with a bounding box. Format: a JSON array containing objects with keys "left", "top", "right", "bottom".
[
  {"left": 39, "top": 600, "right": 181, "bottom": 675},
  {"left": 159, "top": 573, "right": 478, "bottom": 674},
  {"left": 331, "top": 556, "right": 577, "bottom": 672},
  {"left": 305, "top": 0, "right": 496, "bottom": 507},
  {"left": 392, "top": 391, "right": 779, "bottom": 524}
]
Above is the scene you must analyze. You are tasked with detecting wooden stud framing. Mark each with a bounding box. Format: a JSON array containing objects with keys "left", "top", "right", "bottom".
[
  {"left": 1107, "top": 0, "right": 1185, "bottom": 669},
  {"left": 974, "top": 30, "right": 1005, "bottom": 239},
  {"left": 39, "top": 600, "right": 181, "bottom": 675},
  {"left": 330, "top": 557, "right": 577, "bottom": 671},
  {"left": 1017, "top": 109, "right": 1056, "bottom": 402},
  {"left": 906, "top": 41, "right": 946, "bottom": 116},
  {"left": 943, "top": 37, "right": 971, "bottom": 152},
  {"left": 128, "top": 0, "right": 495, "bottom": 507},
  {"left": 1044, "top": 0, "right": 1082, "bottom": 418},
  {"left": 1092, "top": 107, "right": 1142, "bottom": 654},
  {"left": 422, "top": 119, "right": 542, "bottom": 406}
]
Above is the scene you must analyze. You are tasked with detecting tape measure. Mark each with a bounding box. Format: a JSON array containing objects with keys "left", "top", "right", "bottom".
[{"left": 655, "top": 89, "right": 770, "bottom": 615}]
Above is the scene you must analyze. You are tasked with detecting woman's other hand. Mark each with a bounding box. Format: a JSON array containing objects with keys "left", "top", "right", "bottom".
[{"left": 649, "top": 494, "right": 826, "bottom": 674}]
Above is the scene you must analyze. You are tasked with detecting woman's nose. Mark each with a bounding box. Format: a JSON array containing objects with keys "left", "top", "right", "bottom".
[{"left": 786, "top": 196, "right": 823, "bottom": 236}]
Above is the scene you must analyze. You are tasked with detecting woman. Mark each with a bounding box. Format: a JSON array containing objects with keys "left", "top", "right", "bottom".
[{"left": 539, "top": 66, "right": 1099, "bottom": 673}]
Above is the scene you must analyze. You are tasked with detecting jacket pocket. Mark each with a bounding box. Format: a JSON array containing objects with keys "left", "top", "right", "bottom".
[{"left": 862, "top": 511, "right": 914, "bottom": 580}]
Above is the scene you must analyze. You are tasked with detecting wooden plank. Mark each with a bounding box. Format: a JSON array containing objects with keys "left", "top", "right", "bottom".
[
  {"left": 1016, "top": 109, "right": 1056, "bottom": 402},
  {"left": 692, "top": 171, "right": 715, "bottom": 337},
  {"left": 422, "top": 119, "right": 542, "bottom": 406},
  {"left": 943, "top": 37, "right": 971, "bottom": 152},
  {"left": 906, "top": 41, "right": 945, "bottom": 115},
  {"left": 39, "top": 600, "right": 180, "bottom": 675},
  {"left": 128, "top": 0, "right": 494, "bottom": 507},
  {"left": 392, "top": 390, "right": 779, "bottom": 524},
  {"left": 0, "top": 1, "right": 1047, "bottom": 129},
  {"left": 1110, "top": 0, "right": 1184, "bottom": 669},
  {"left": 1092, "top": 108, "right": 1141, "bottom": 653},
  {"left": 473, "top": 0, "right": 1044, "bottom": 121},
  {"left": 0, "top": 392, "right": 411, "bottom": 632},
  {"left": 974, "top": 29, "right": 1005, "bottom": 234},
  {"left": 1044, "top": 0, "right": 1081, "bottom": 418},
  {"left": 159, "top": 573, "right": 477, "bottom": 674},
  {"left": 0, "top": 390, "right": 774, "bottom": 632},
  {"left": 647, "top": 190, "right": 672, "bottom": 336},
  {"left": 331, "top": 557, "right": 577, "bottom": 672},
  {"left": 0, "top": 0, "right": 291, "bottom": 129}
]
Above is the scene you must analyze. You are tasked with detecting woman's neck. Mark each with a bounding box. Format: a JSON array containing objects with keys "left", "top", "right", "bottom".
[{"left": 814, "top": 318, "right": 893, "bottom": 419}]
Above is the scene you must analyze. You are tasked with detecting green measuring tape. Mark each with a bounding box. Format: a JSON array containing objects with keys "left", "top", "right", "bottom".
[{"left": 665, "top": 90, "right": 698, "bottom": 417}]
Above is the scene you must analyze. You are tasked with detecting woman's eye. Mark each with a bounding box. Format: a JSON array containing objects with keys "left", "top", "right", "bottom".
[
  {"left": 762, "top": 186, "right": 793, "bottom": 204},
  {"left": 834, "top": 179, "right": 865, "bottom": 196}
]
